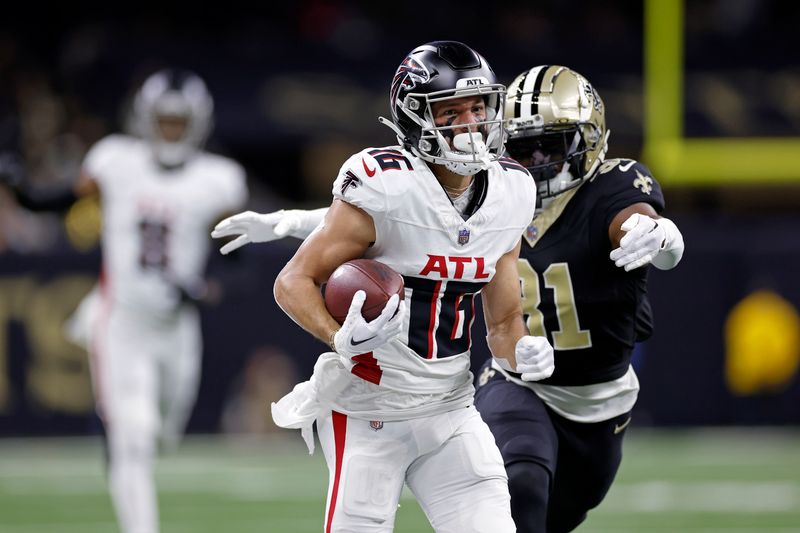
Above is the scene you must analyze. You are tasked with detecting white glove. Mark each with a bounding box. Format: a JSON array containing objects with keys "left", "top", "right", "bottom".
[
  {"left": 211, "top": 208, "right": 326, "bottom": 255},
  {"left": 610, "top": 213, "right": 666, "bottom": 271},
  {"left": 332, "top": 291, "right": 405, "bottom": 358},
  {"left": 515, "top": 335, "right": 555, "bottom": 381}
]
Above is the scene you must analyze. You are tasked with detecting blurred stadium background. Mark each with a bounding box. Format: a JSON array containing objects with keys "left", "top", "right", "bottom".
[{"left": 1, "top": 0, "right": 799, "bottom": 531}]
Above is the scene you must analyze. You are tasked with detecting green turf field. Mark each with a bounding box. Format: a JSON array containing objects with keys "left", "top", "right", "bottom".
[{"left": 1, "top": 428, "right": 799, "bottom": 532}]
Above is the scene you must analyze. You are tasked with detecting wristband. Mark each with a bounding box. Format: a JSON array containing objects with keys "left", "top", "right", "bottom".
[
  {"left": 328, "top": 329, "right": 339, "bottom": 352},
  {"left": 492, "top": 356, "right": 514, "bottom": 372}
]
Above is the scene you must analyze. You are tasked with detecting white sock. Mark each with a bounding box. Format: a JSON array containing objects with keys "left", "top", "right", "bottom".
[{"left": 109, "top": 432, "right": 158, "bottom": 533}]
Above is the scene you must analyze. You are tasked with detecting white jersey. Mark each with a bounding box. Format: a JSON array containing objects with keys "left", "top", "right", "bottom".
[
  {"left": 328, "top": 146, "right": 536, "bottom": 419},
  {"left": 84, "top": 134, "right": 247, "bottom": 314}
]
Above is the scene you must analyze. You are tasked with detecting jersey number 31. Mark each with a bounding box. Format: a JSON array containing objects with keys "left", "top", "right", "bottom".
[{"left": 518, "top": 261, "right": 592, "bottom": 351}]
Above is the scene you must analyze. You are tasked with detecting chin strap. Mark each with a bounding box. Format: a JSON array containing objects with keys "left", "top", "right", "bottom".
[
  {"left": 378, "top": 116, "right": 427, "bottom": 160},
  {"left": 378, "top": 116, "right": 406, "bottom": 142},
  {"left": 378, "top": 117, "right": 493, "bottom": 175}
]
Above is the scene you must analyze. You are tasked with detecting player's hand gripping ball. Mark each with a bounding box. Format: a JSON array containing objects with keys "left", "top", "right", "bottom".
[{"left": 324, "top": 259, "right": 405, "bottom": 323}]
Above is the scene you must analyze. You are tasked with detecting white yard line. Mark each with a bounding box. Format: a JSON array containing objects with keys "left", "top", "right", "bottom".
[{"left": 603, "top": 480, "right": 800, "bottom": 512}]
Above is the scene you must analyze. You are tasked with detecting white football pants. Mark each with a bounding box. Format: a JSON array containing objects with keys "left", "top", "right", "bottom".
[
  {"left": 90, "top": 301, "right": 202, "bottom": 533},
  {"left": 316, "top": 405, "right": 515, "bottom": 533}
]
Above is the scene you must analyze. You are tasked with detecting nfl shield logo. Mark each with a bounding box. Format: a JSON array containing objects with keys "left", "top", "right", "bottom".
[
  {"left": 369, "top": 420, "right": 384, "bottom": 431},
  {"left": 458, "top": 228, "right": 470, "bottom": 245},
  {"left": 526, "top": 224, "right": 538, "bottom": 241}
]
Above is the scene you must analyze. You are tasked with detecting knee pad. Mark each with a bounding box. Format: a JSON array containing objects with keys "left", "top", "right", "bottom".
[
  {"left": 108, "top": 411, "right": 158, "bottom": 463},
  {"left": 109, "top": 428, "right": 156, "bottom": 464},
  {"left": 339, "top": 456, "right": 403, "bottom": 524},
  {"left": 506, "top": 460, "right": 550, "bottom": 533}
]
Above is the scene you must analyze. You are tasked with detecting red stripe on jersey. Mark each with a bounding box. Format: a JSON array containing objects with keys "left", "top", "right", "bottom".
[
  {"left": 427, "top": 280, "right": 442, "bottom": 358},
  {"left": 467, "top": 295, "right": 476, "bottom": 348},
  {"left": 450, "top": 294, "right": 464, "bottom": 340},
  {"left": 326, "top": 411, "right": 348, "bottom": 533},
  {"left": 351, "top": 352, "right": 382, "bottom": 385}
]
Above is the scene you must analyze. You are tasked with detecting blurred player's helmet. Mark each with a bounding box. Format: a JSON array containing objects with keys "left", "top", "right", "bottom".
[
  {"left": 382, "top": 41, "right": 506, "bottom": 176},
  {"left": 132, "top": 69, "right": 214, "bottom": 167},
  {"left": 505, "top": 65, "right": 609, "bottom": 208}
]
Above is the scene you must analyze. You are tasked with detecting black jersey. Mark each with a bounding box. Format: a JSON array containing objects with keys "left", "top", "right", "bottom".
[{"left": 519, "top": 158, "right": 665, "bottom": 385}]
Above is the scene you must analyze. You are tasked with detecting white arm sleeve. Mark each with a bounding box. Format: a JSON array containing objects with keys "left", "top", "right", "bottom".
[{"left": 290, "top": 207, "right": 328, "bottom": 239}]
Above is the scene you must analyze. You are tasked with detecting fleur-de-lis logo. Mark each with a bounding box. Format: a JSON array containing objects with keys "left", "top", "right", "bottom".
[
  {"left": 633, "top": 169, "right": 653, "bottom": 195},
  {"left": 477, "top": 366, "right": 496, "bottom": 387}
]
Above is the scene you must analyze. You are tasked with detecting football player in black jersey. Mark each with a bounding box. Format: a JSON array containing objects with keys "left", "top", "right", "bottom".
[
  {"left": 209, "top": 64, "right": 684, "bottom": 533},
  {"left": 472, "top": 65, "right": 684, "bottom": 532}
]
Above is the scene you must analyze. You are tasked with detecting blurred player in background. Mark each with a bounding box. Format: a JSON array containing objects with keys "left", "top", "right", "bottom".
[
  {"left": 216, "top": 41, "right": 554, "bottom": 532},
  {"left": 212, "top": 64, "right": 685, "bottom": 532},
  {"left": 84, "top": 68, "right": 247, "bottom": 533},
  {"left": 10, "top": 68, "right": 248, "bottom": 533}
]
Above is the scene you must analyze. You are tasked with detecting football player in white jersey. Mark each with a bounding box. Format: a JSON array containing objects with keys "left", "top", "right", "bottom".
[
  {"left": 213, "top": 65, "right": 686, "bottom": 532},
  {"left": 214, "top": 41, "right": 554, "bottom": 533},
  {"left": 65, "top": 69, "right": 247, "bottom": 533}
]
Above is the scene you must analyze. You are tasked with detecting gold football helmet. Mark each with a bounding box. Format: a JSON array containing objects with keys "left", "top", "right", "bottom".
[{"left": 505, "top": 65, "right": 609, "bottom": 206}]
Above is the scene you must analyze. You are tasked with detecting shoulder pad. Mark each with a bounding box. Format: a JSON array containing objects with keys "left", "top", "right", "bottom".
[
  {"left": 87, "top": 134, "right": 135, "bottom": 159},
  {"left": 595, "top": 158, "right": 650, "bottom": 178},
  {"left": 200, "top": 152, "right": 246, "bottom": 181},
  {"left": 204, "top": 156, "right": 247, "bottom": 211},
  {"left": 332, "top": 149, "right": 392, "bottom": 215},
  {"left": 595, "top": 158, "right": 659, "bottom": 193},
  {"left": 497, "top": 156, "right": 530, "bottom": 176},
  {"left": 82, "top": 134, "right": 139, "bottom": 180},
  {"left": 363, "top": 147, "right": 416, "bottom": 175},
  {"left": 592, "top": 158, "right": 665, "bottom": 214}
]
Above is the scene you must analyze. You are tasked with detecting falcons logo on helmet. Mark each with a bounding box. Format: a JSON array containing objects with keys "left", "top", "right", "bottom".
[{"left": 390, "top": 57, "right": 430, "bottom": 106}]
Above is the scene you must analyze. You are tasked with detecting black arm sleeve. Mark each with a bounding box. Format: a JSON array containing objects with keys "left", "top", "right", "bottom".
[
  {"left": 11, "top": 185, "right": 79, "bottom": 212},
  {"left": 1, "top": 150, "right": 80, "bottom": 212}
]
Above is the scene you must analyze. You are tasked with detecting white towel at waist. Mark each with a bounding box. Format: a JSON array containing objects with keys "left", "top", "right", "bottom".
[{"left": 271, "top": 351, "right": 353, "bottom": 454}]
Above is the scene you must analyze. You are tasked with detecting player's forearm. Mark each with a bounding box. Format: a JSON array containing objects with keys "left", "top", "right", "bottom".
[
  {"left": 274, "top": 271, "right": 340, "bottom": 349},
  {"left": 486, "top": 315, "right": 528, "bottom": 371}
]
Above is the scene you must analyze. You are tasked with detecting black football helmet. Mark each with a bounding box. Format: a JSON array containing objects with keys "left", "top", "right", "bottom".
[
  {"left": 132, "top": 68, "right": 214, "bottom": 167},
  {"left": 505, "top": 65, "right": 609, "bottom": 208},
  {"left": 381, "top": 41, "right": 506, "bottom": 176}
]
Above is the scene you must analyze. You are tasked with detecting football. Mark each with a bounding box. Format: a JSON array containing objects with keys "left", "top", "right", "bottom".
[{"left": 324, "top": 259, "right": 405, "bottom": 324}]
